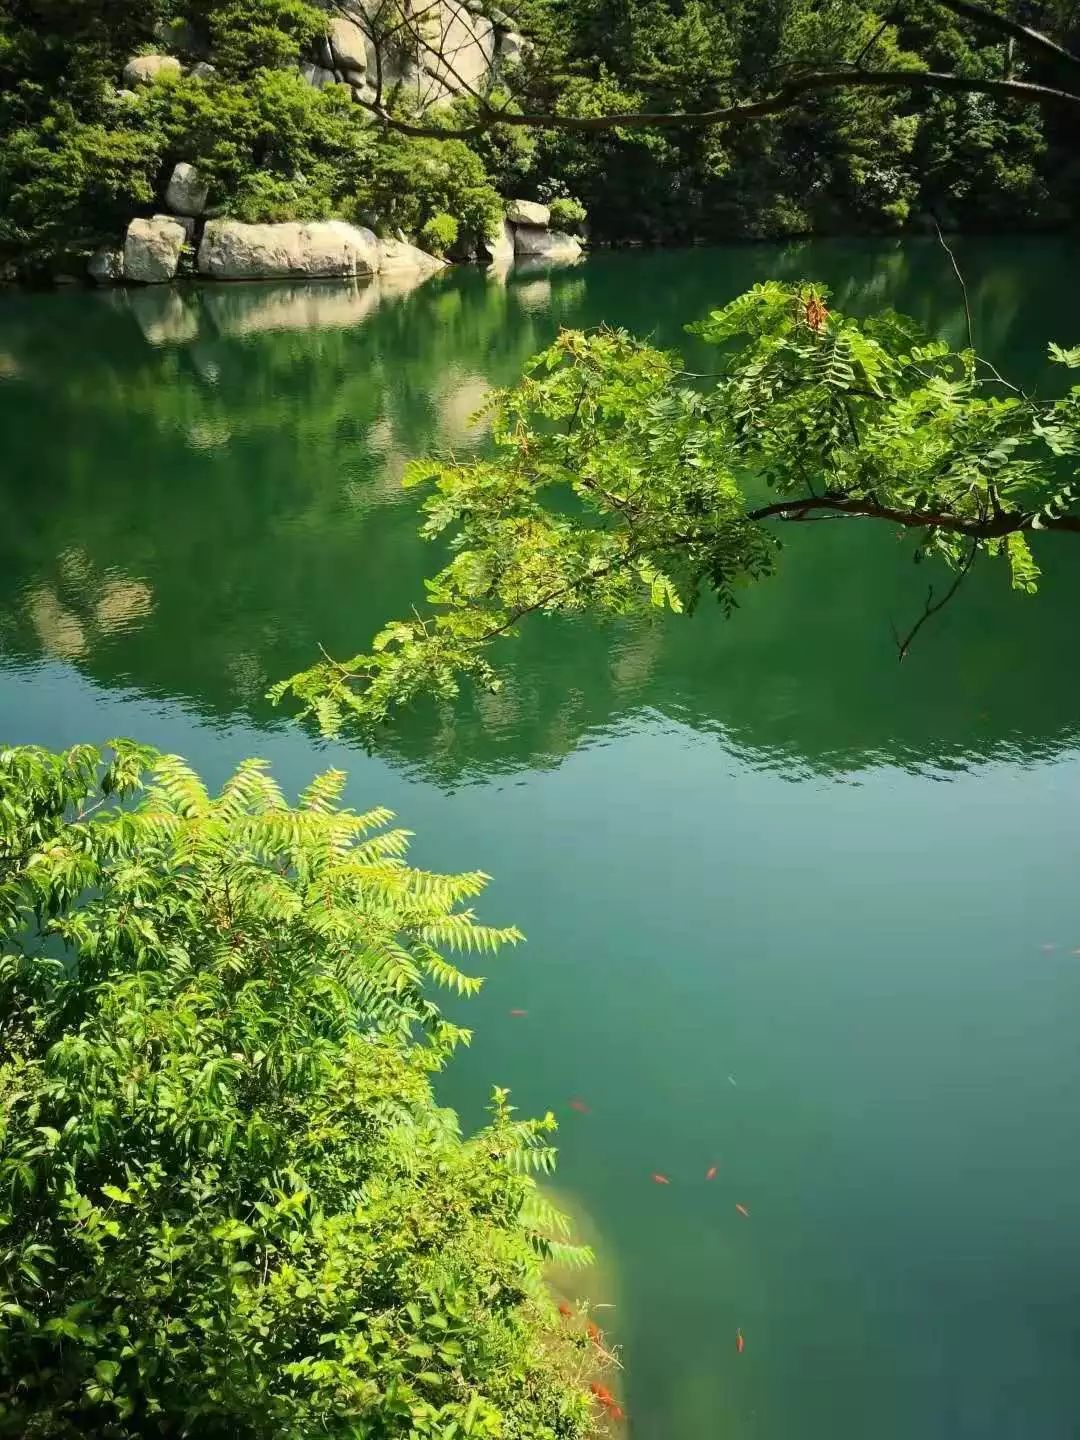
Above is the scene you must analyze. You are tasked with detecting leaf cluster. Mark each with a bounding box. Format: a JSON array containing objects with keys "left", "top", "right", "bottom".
[{"left": 0, "top": 742, "right": 596, "bottom": 1437}]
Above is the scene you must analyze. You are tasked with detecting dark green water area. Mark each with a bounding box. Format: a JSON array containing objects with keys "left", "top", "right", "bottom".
[{"left": 3, "top": 236, "right": 1080, "bottom": 1438}]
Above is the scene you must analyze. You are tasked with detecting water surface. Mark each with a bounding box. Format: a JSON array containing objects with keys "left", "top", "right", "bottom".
[{"left": 3, "top": 238, "right": 1080, "bottom": 1438}]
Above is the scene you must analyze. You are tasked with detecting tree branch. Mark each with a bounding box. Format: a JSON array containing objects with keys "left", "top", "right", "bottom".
[
  {"left": 357, "top": 65, "right": 1080, "bottom": 139},
  {"left": 933, "top": 0, "right": 1080, "bottom": 70},
  {"left": 746, "top": 493, "right": 1080, "bottom": 535}
]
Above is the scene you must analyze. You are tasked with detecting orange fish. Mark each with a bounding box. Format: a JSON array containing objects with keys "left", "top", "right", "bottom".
[
  {"left": 509, "top": 1008, "right": 528, "bottom": 1017},
  {"left": 586, "top": 1321, "right": 602, "bottom": 1343},
  {"left": 735, "top": 1203, "right": 750, "bottom": 1218},
  {"left": 558, "top": 1301, "right": 573, "bottom": 1318},
  {"left": 590, "top": 1382, "right": 614, "bottom": 1405},
  {"left": 608, "top": 1404, "right": 625, "bottom": 1421},
  {"left": 705, "top": 1165, "right": 718, "bottom": 1181},
  {"left": 736, "top": 1328, "right": 745, "bottom": 1354},
  {"left": 651, "top": 1173, "right": 671, "bottom": 1185},
  {"left": 568, "top": 1098, "right": 590, "bottom": 1113}
]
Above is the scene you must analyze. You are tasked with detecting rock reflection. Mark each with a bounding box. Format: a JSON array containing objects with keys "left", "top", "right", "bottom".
[{"left": 2, "top": 238, "right": 1080, "bottom": 785}]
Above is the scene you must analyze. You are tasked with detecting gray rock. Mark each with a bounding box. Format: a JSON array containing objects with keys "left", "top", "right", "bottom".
[
  {"left": 115, "top": 88, "right": 139, "bottom": 103},
  {"left": 124, "top": 217, "right": 187, "bottom": 283},
  {"left": 479, "top": 218, "right": 515, "bottom": 265},
  {"left": 165, "top": 162, "right": 208, "bottom": 218},
  {"left": 498, "top": 30, "right": 526, "bottom": 62},
  {"left": 505, "top": 198, "right": 550, "bottom": 227},
  {"left": 189, "top": 61, "right": 217, "bottom": 81},
  {"left": 511, "top": 225, "right": 582, "bottom": 261},
  {"left": 87, "top": 245, "right": 124, "bottom": 285},
  {"left": 153, "top": 212, "right": 196, "bottom": 242},
  {"left": 375, "top": 237, "right": 446, "bottom": 275},
  {"left": 351, "top": 80, "right": 378, "bottom": 106},
  {"left": 122, "top": 54, "right": 182, "bottom": 87},
  {"left": 298, "top": 62, "right": 338, "bottom": 89},
  {"left": 197, "top": 219, "right": 380, "bottom": 281}
]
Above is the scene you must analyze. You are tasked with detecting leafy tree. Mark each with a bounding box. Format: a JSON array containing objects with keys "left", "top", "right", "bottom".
[
  {"left": 0, "top": 741, "right": 598, "bottom": 1437},
  {"left": 274, "top": 281, "right": 1080, "bottom": 736}
]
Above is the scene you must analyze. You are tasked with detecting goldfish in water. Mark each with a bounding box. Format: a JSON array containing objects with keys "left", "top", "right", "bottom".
[
  {"left": 736, "top": 1328, "right": 745, "bottom": 1354},
  {"left": 651, "top": 1173, "right": 671, "bottom": 1185},
  {"left": 608, "top": 1404, "right": 625, "bottom": 1421},
  {"left": 735, "top": 1203, "right": 750, "bottom": 1218},
  {"left": 590, "top": 1382, "right": 614, "bottom": 1405},
  {"left": 509, "top": 1008, "right": 528, "bottom": 1017},
  {"left": 558, "top": 1301, "right": 573, "bottom": 1318},
  {"left": 568, "top": 1098, "right": 590, "bottom": 1113},
  {"left": 705, "top": 1165, "right": 718, "bottom": 1181},
  {"left": 586, "top": 1321, "right": 602, "bottom": 1343}
]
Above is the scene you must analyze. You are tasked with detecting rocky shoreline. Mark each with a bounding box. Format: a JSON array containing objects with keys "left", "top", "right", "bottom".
[{"left": 80, "top": 161, "right": 582, "bottom": 289}]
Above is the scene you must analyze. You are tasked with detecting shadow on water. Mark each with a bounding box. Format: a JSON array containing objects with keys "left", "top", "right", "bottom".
[{"left": 2, "top": 236, "right": 1080, "bottom": 784}]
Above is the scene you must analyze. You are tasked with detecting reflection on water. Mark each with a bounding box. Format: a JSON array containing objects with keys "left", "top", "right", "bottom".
[
  {"left": 3, "top": 240, "right": 1080, "bottom": 1440},
  {"left": 3, "top": 237, "right": 1080, "bottom": 783}
]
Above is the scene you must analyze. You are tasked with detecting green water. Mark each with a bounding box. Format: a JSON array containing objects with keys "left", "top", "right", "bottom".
[{"left": 3, "top": 238, "right": 1080, "bottom": 1438}]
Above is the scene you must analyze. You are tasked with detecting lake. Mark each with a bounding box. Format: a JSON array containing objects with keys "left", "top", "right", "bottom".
[{"left": 3, "top": 237, "right": 1080, "bottom": 1439}]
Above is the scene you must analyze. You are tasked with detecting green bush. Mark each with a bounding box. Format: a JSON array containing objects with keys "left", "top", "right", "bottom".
[
  {"left": 0, "top": 742, "right": 598, "bottom": 1437},
  {"left": 347, "top": 135, "right": 503, "bottom": 246},
  {"left": 420, "top": 210, "right": 459, "bottom": 255},
  {"left": 548, "top": 196, "right": 587, "bottom": 233}
]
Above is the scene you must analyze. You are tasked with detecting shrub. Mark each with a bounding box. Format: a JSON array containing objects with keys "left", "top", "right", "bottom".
[
  {"left": 548, "top": 196, "right": 587, "bottom": 233},
  {"left": 0, "top": 742, "right": 597, "bottom": 1439},
  {"left": 419, "top": 210, "right": 459, "bottom": 255}
]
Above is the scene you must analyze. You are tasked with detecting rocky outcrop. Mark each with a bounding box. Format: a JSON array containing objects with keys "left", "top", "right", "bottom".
[
  {"left": 479, "top": 219, "right": 515, "bottom": 266},
  {"left": 375, "top": 237, "right": 447, "bottom": 275},
  {"left": 512, "top": 226, "right": 582, "bottom": 261},
  {"left": 88, "top": 245, "right": 124, "bottom": 285},
  {"left": 154, "top": 213, "right": 195, "bottom": 242},
  {"left": 165, "top": 163, "right": 208, "bottom": 218},
  {"left": 189, "top": 61, "right": 217, "bottom": 81},
  {"left": 197, "top": 219, "right": 380, "bottom": 280},
  {"left": 122, "top": 54, "right": 182, "bottom": 86},
  {"left": 505, "top": 199, "right": 550, "bottom": 227},
  {"left": 303, "top": 0, "right": 515, "bottom": 110},
  {"left": 124, "top": 217, "right": 187, "bottom": 283}
]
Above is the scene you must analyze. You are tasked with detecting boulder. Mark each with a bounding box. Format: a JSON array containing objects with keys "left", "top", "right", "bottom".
[
  {"left": 498, "top": 30, "right": 526, "bottom": 62},
  {"left": 165, "top": 162, "right": 208, "bottom": 217},
  {"left": 479, "top": 218, "right": 515, "bottom": 266},
  {"left": 124, "top": 217, "right": 187, "bottom": 283},
  {"left": 122, "top": 54, "right": 182, "bottom": 86},
  {"left": 153, "top": 212, "right": 196, "bottom": 242},
  {"left": 88, "top": 245, "right": 124, "bottom": 285},
  {"left": 511, "top": 225, "right": 582, "bottom": 261},
  {"left": 298, "top": 62, "right": 338, "bottom": 89},
  {"left": 375, "top": 237, "right": 446, "bottom": 275},
  {"left": 505, "top": 198, "right": 550, "bottom": 227},
  {"left": 197, "top": 219, "right": 379, "bottom": 280},
  {"left": 327, "top": 15, "right": 372, "bottom": 73},
  {"left": 189, "top": 61, "right": 217, "bottom": 81}
]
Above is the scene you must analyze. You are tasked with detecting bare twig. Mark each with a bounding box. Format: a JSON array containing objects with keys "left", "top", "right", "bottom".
[
  {"left": 891, "top": 542, "right": 978, "bottom": 660},
  {"left": 933, "top": 220, "right": 973, "bottom": 353}
]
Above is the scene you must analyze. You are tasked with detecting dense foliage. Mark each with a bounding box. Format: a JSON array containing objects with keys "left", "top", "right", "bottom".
[
  {"left": 0, "top": 741, "right": 598, "bottom": 1437},
  {"left": 275, "top": 280, "right": 1080, "bottom": 736},
  {"left": 3, "top": 0, "right": 1080, "bottom": 268}
]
